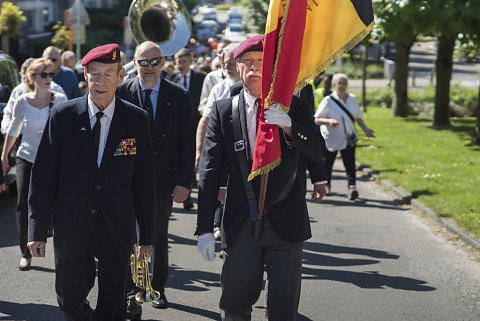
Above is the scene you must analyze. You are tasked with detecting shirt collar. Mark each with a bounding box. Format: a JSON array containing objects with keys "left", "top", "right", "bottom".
[
  {"left": 243, "top": 90, "right": 258, "bottom": 111},
  {"left": 87, "top": 94, "right": 116, "bottom": 120},
  {"left": 139, "top": 76, "right": 161, "bottom": 92}
]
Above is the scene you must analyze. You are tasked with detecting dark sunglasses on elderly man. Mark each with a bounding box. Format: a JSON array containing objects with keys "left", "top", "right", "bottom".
[
  {"left": 136, "top": 57, "right": 162, "bottom": 67},
  {"left": 34, "top": 72, "right": 55, "bottom": 79}
]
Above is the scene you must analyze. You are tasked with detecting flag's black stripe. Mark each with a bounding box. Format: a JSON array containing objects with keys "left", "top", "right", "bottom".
[{"left": 349, "top": 0, "right": 374, "bottom": 26}]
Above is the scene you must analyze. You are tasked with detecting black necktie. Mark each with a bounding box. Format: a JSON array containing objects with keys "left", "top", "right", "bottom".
[
  {"left": 144, "top": 89, "right": 154, "bottom": 125},
  {"left": 92, "top": 111, "right": 104, "bottom": 162},
  {"left": 183, "top": 75, "right": 188, "bottom": 90}
]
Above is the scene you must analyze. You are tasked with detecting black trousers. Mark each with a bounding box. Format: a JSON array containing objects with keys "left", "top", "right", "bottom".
[
  {"left": 127, "top": 198, "right": 172, "bottom": 298},
  {"left": 220, "top": 217, "right": 303, "bottom": 321},
  {"left": 55, "top": 216, "right": 129, "bottom": 321},
  {"left": 151, "top": 199, "right": 172, "bottom": 293},
  {"left": 15, "top": 157, "right": 33, "bottom": 259},
  {"left": 324, "top": 144, "right": 356, "bottom": 186}
]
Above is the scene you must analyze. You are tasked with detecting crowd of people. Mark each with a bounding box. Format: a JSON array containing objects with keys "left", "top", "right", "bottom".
[{"left": 0, "top": 36, "right": 374, "bottom": 321}]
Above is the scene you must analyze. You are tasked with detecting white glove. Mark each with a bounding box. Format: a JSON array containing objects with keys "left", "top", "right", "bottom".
[
  {"left": 264, "top": 102, "right": 292, "bottom": 128},
  {"left": 197, "top": 233, "right": 215, "bottom": 261}
]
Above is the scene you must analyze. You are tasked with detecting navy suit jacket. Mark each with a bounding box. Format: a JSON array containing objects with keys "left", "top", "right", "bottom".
[
  {"left": 117, "top": 77, "right": 195, "bottom": 199},
  {"left": 197, "top": 90, "right": 325, "bottom": 246},
  {"left": 28, "top": 95, "right": 156, "bottom": 263}
]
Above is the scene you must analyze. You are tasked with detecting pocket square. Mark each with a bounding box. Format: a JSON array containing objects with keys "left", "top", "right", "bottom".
[{"left": 114, "top": 138, "right": 136, "bottom": 156}]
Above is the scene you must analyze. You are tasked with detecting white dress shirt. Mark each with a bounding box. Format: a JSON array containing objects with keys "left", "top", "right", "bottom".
[
  {"left": 88, "top": 95, "right": 116, "bottom": 167},
  {"left": 243, "top": 90, "right": 259, "bottom": 159},
  {"left": 139, "top": 77, "right": 161, "bottom": 119},
  {"left": 198, "top": 69, "right": 227, "bottom": 114},
  {"left": 6, "top": 93, "right": 67, "bottom": 163},
  {"left": 203, "top": 77, "right": 236, "bottom": 118}
]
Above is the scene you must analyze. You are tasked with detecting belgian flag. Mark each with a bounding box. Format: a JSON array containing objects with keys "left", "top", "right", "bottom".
[{"left": 249, "top": 0, "right": 374, "bottom": 181}]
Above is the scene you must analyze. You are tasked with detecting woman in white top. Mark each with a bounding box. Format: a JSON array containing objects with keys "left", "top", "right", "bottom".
[
  {"left": 1, "top": 58, "right": 67, "bottom": 270},
  {"left": 314, "top": 73, "right": 374, "bottom": 200}
]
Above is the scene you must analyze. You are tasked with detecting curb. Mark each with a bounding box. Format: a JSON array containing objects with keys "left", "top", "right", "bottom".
[{"left": 357, "top": 162, "right": 480, "bottom": 252}]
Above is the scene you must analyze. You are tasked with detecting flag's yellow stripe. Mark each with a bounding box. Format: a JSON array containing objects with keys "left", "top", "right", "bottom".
[{"left": 265, "top": 0, "right": 284, "bottom": 33}]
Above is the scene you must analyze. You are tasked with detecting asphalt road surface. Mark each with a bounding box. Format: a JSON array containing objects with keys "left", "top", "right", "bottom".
[{"left": 1, "top": 162, "right": 480, "bottom": 320}]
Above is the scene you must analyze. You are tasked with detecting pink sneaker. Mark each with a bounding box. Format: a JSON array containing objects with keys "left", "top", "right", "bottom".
[{"left": 348, "top": 185, "right": 358, "bottom": 200}]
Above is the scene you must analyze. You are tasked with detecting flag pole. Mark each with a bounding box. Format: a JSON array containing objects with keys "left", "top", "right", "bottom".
[{"left": 253, "top": 173, "right": 269, "bottom": 238}]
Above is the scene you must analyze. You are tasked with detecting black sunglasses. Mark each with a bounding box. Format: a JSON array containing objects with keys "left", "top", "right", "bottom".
[
  {"left": 34, "top": 72, "right": 55, "bottom": 78},
  {"left": 136, "top": 57, "right": 162, "bottom": 67},
  {"left": 48, "top": 58, "right": 58, "bottom": 63}
]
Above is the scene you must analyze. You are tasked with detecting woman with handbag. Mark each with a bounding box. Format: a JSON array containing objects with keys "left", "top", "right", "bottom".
[
  {"left": 1, "top": 58, "right": 67, "bottom": 270},
  {"left": 314, "top": 73, "right": 374, "bottom": 200}
]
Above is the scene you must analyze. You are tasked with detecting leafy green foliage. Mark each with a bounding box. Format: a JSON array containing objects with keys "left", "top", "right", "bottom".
[
  {"left": 356, "top": 106, "right": 480, "bottom": 237},
  {"left": 0, "top": 2, "right": 26, "bottom": 37},
  {"left": 325, "top": 60, "right": 384, "bottom": 79},
  {"left": 240, "top": 0, "right": 268, "bottom": 33},
  {"left": 51, "top": 22, "right": 71, "bottom": 52}
]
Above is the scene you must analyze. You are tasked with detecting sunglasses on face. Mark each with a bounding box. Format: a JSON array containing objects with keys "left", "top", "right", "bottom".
[
  {"left": 34, "top": 72, "right": 55, "bottom": 78},
  {"left": 136, "top": 57, "right": 162, "bottom": 67}
]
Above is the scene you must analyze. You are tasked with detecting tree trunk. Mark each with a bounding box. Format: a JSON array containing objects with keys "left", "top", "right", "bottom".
[
  {"left": 434, "top": 34, "right": 455, "bottom": 127},
  {"left": 393, "top": 42, "right": 412, "bottom": 117},
  {"left": 472, "top": 80, "right": 480, "bottom": 145},
  {"left": 1, "top": 35, "right": 9, "bottom": 55},
  {"left": 361, "top": 37, "right": 368, "bottom": 112}
]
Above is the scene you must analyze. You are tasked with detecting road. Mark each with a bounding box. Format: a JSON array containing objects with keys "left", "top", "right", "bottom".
[{"left": 1, "top": 162, "right": 480, "bottom": 320}]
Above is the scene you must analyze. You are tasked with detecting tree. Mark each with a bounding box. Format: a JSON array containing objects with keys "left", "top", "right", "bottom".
[
  {"left": 374, "top": 0, "right": 430, "bottom": 117},
  {"left": 427, "top": 0, "right": 480, "bottom": 127},
  {"left": 0, "top": 2, "right": 26, "bottom": 54},
  {"left": 51, "top": 22, "right": 70, "bottom": 52},
  {"left": 241, "top": 0, "right": 269, "bottom": 33}
]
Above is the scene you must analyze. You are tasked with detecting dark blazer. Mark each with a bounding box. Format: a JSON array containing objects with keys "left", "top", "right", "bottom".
[
  {"left": 295, "top": 85, "right": 327, "bottom": 189},
  {"left": 187, "top": 69, "right": 206, "bottom": 113},
  {"left": 197, "top": 90, "right": 325, "bottom": 246},
  {"left": 117, "top": 77, "right": 195, "bottom": 199},
  {"left": 28, "top": 95, "right": 156, "bottom": 263}
]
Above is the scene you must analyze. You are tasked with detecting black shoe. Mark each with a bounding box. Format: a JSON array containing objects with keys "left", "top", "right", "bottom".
[
  {"left": 152, "top": 295, "right": 168, "bottom": 309},
  {"left": 126, "top": 298, "right": 142, "bottom": 320},
  {"left": 183, "top": 199, "right": 194, "bottom": 210}
]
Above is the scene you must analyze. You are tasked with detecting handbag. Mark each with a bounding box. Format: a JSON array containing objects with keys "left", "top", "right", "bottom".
[{"left": 330, "top": 96, "right": 357, "bottom": 147}]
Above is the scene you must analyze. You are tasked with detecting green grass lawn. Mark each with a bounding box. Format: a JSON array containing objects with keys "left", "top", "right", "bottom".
[{"left": 355, "top": 106, "right": 480, "bottom": 237}]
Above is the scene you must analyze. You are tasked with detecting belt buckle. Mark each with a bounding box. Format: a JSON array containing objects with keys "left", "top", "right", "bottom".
[{"left": 234, "top": 140, "right": 245, "bottom": 152}]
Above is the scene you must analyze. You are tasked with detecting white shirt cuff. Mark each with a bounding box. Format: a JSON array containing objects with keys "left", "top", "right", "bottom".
[{"left": 313, "top": 181, "right": 327, "bottom": 185}]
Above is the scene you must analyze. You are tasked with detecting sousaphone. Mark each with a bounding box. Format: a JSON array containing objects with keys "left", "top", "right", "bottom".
[{"left": 128, "top": 0, "right": 192, "bottom": 56}]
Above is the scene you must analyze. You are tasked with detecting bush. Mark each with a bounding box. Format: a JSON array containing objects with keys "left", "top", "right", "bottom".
[
  {"left": 350, "top": 87, "right": 393, "bottom": 109},
  {"left": 325, "top": 60, "right": 384, "bottom": 79},
  {"left": 408, "top": 85, "right": 478, "bottom": 117}
]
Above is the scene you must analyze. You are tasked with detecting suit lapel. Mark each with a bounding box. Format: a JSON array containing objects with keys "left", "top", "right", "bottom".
[
  {"left": 133, "top": 78, "right": 143, "bottom": 108},
  {"left": 237, "top": 90, "right": 252, "bottom": 166},
  {"left": 99, "top": 96, "right": 127, "bottom": 174},
  {"left": 73, "top": 96, "right": 97, "bottom": 171}
]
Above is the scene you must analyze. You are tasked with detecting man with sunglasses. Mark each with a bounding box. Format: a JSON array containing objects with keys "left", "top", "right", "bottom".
[
  {"left": 42, "top": 46, "right": 81, "bottom": 99},
  {"left": 117, "top": 41, "right": 195, "bottom": 318}
]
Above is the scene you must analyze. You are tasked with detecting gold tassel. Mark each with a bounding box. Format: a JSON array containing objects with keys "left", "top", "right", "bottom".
[{"left": 247, "top": 157, "right": 282, "bottom": 181}]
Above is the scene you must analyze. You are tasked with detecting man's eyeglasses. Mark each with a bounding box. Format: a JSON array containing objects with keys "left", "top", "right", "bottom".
[
  {"left": 136, "top": 57, "right": 162, "bottom": 67},
  {"left": 48, "top": 58, "right": 58, "bottom": 63},
  {"left": 34, "top": 72, "right": 55, "bottom": 79}
]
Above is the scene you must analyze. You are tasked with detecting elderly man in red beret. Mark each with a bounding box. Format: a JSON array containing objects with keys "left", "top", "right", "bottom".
[
  {"left": 27, "top": 43, "right": 155, "bottom": 321},
  {"left": 196, "top": 35, "right": 325, "bottom": 320}
]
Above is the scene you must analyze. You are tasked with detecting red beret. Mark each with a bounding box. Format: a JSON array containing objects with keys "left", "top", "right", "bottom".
[
  {"left": 234, "top": 35, "right": 265, "bottom": 59},
  {"left": 81, "top": 43, "right": 121, "bottom": 66}
]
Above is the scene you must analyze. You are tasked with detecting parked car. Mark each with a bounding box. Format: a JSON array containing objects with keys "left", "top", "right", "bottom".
[{"left": 223, "top": 23, "right": 246, "bottom": 43}]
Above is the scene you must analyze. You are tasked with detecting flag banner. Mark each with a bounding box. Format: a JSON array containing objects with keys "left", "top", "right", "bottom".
[{"left": 248, "top": 0, "right": 374, "bottom": 181}]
